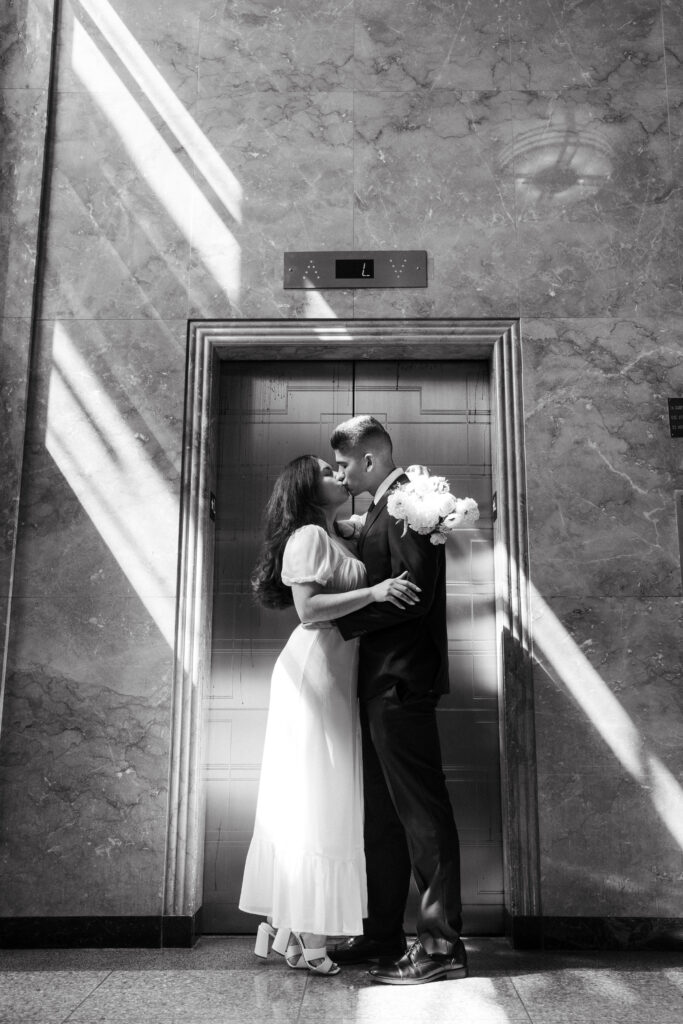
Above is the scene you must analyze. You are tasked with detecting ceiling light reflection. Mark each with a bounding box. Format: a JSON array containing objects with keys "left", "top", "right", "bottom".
[{"left": 499, "top": 119, "right": 614, "bottom": 206}]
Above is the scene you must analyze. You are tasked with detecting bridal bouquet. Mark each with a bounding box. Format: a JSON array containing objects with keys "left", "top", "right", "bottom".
[{"left": 388, "top": 465, "right": 480, "bottom": 545}]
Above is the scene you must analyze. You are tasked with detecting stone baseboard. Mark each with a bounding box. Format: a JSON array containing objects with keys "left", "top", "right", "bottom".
[
  {"left": 0, "top": 911, "right": 202, "bottom": 948},
  {"left": 507, "top": 913, "right": 683, "bottom": 950}
]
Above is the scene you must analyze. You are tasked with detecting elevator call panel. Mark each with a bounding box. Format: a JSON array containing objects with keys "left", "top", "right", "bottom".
[{"left": 284, "top": 250, "right": 428, "bottom": 289}]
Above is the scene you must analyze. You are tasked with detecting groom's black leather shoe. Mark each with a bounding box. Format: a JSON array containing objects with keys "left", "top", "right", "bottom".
[
  {"left": 369, "top": 938, "right": 468, "bottom": 985},
  {"left": 331, "top": 934, "right": 407, "bottom": 965}
]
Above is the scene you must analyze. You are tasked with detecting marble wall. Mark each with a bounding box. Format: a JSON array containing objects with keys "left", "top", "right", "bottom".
[{"left": 0, "top": 0, "right": 681, "bottom": 925}]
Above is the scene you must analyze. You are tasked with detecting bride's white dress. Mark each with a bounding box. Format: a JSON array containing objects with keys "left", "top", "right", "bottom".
[{"left": 239, "top": 524, "right": 368, "bottom": 935}]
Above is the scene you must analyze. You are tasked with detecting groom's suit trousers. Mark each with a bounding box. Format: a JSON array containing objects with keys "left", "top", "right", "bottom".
[{"left": 360, "top": 682, "right": 463, "bottom": 956}]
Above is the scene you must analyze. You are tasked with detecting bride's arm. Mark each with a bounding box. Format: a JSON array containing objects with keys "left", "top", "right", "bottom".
[{"left": 291, "top": 574, "right": 420, "bottom": 622}]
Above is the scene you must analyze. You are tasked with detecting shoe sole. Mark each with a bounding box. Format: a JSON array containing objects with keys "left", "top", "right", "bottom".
[{"left": 370, "top": 965, "right": 468, "bottom": 985}]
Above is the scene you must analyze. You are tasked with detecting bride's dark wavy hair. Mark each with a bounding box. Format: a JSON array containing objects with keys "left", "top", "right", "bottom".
[{"left": 251, "top": 455, "right": 328, "bottom": 609}]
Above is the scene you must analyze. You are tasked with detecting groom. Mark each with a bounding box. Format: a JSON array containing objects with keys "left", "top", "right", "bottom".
[{"left": 330, "top": 415, "right": 467, "bottom": 986}]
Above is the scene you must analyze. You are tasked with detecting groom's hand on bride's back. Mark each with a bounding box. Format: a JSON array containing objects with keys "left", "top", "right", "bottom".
[{"left": 370, "top": 570, "right": 421, "bottom": 608}]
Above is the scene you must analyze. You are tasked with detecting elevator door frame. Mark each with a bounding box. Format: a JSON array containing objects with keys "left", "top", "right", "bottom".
[{"left": 165, "top": 319, "right": 540, "bottom": 938}]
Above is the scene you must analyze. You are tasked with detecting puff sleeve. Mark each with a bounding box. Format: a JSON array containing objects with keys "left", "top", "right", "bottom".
[{"left": 281, "top": 525, "right": 336, "bottom": 586}]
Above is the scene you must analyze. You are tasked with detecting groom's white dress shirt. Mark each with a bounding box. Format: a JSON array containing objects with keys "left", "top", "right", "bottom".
[{"left": 344, "top": 467, "right": 405, "bottom": 538}]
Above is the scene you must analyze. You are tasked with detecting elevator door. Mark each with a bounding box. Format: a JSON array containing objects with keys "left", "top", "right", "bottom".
[{"left": 203, "top": 361, "right": 502, "bottom": 934}]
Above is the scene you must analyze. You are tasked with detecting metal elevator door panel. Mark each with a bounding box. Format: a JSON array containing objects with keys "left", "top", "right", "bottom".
[{"left": 203, "top": 360, "right": 502, "bottom": 935}]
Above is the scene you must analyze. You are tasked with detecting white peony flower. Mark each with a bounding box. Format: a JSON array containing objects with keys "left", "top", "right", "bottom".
[
  {"left": 388, "top": 492, "right": 408, "bottom": 519},
  {"left": 388, "top": 469, "right": 479, "bottom": 542},
  {"left": 409, "top": 504, "right": 440, "bottom": 532},
  {"left": 454, "top": 497, "right": 480, "bottom": 526},
  {"left": 441, "top": 510, "right": 464, "bottom": 529}
]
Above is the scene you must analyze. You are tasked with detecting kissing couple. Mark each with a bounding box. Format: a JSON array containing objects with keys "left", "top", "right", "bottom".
[{"left": 239, "top": 415, "right": 467, "bottom": 985}]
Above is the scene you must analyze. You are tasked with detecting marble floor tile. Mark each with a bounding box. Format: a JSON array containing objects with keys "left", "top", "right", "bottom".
[
  {"left": 298, "top": 972, "right": 530, "bottom": 1024},
  {"left": 2, "top": 940, "right": 683, "bottom": 1024},
  {"left": 64, "top": 968, "right": 305, "bottom": 1024},
  {"left": 511, "top": 967, "right": 683, "bottom": 1024},
  {"left": 0, "top": 970, "right": 109, "bottom": 1024}
]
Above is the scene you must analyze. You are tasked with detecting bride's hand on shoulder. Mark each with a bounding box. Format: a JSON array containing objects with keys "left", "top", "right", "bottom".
[{"left": 371, "top": 571, "right": 421, "bottom": 608}]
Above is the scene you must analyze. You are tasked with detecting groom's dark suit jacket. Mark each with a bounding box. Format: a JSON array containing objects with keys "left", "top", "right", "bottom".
[{"left": 336, "top": 475, "right": 450, "bottom": 702}]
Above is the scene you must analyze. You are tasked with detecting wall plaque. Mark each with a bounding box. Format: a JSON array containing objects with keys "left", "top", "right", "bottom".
[
  {"left": 668, "top": 398, "right": 683, "bottom": 438},
  {"left": 284, "top": 250, "right": 427, "bottom": 289}
]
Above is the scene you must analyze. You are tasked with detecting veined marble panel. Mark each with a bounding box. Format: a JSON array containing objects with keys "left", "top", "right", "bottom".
[
  {"left": 40, "top": 89, "right": 193, "bottom": 320},
  {"left": 353, "top": 88, "right": 520, "bottom": 318},
  {"left": 0, "top": 0, "right": 55, "bottom": 91},
  {"left": 343, "top": 285, "right": 453, "bottom": 322},
  {"left": 534, "top": 595, "right": 683, "bottom": 916},
  {"left": 523, "top": 317, "right": 683, "bottom": 598},
  {"left": 532, "top": 595, "right": 683, "bottom": 767},
  {"left": 668, "top": 78, "right": 683, "bottom": 183},
  {"left": 0, "top": 658, "right": 170, "bottom": 915},
  {"left": 663, "top": 0, "right": 683, "bottom": 83},
  {"left": 188, "top": 90, "right": 354, "bottom": 318},
  {"left": 508, "top": 0, "right": 665, "bottom": 92},
  {"left": 508, "top": 86, "right": 679, "bottom": 316},
  {"left": 56, "top": 0, "right": 201, "bottom": 105},
  {"left": 0, "top": 312, "right": 184, "bottom": 915},
  {"left": 518, "top": 216, "right": 681, "bottom": 317},
  {"left": 538, "top": 764, "right": 683, "bottom": 917},
  {"left": 0, "top": 89, "right": 49, "bottom": 318},
  {"left": 11, "top": 318, "right": 185, "bottom": 609},
  {"left": 275, "top": 289, "right": 356, "bottom": 321},
  {"left": 666, "top": 85, "right": 683, "bottom": 296},
  {"left": 354, "top": 0, "right": 510, "bottom": 93},
  {"left": 197, "top": 0, "right": 354, "bottom": 96}
]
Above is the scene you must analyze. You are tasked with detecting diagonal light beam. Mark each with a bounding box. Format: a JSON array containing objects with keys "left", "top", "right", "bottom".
[
  {"left": 76, "top": 0, "right": 242, "bottom": 225},
  {"left": 531, "top": 583, "right": 683, "bottom": 850},
  {"left": 47, "top": 322, "right": 179, "bottom": 645},
  {"left": 71, "top": 19, "right": 241, "bottom": 305}
]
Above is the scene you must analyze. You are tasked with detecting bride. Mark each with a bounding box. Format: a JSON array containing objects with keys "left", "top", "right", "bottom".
[{"left": 239, "top": 454, "right": 420, "bottom": 975}]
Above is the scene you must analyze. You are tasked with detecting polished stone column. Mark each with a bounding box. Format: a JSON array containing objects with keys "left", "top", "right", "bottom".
[{"left": 0, "top": 1, "right": 55, "bottom": 718}]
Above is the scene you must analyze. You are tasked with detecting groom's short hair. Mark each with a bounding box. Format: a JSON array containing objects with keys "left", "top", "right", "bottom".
[{"left": 331, "top": 415, "right": 393, "bottom": 455}]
